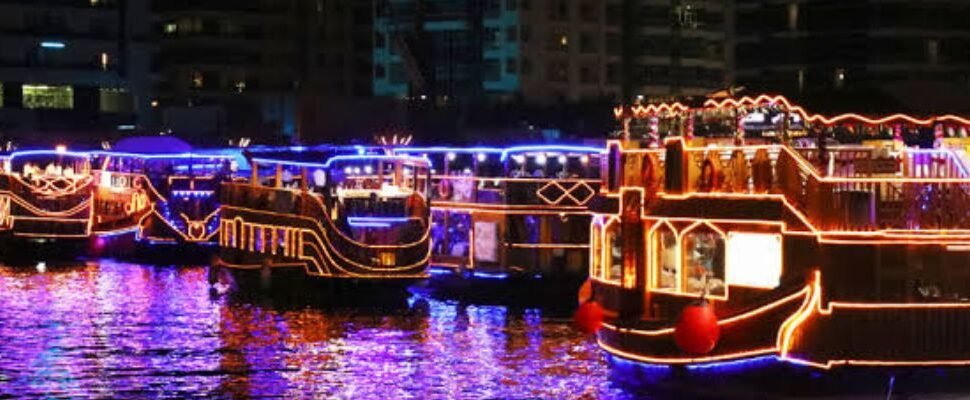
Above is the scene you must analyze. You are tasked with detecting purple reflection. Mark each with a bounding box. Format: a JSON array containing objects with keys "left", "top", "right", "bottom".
[{"left": 0, "top": 261, "right": 630, "bottom": 398}]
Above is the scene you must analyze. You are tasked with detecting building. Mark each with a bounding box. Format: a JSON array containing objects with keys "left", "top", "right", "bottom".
[
  {"left": 0, "top": 0, "right": 153, "bottom": 145},
  {"left": 154, "top": 0, "right": 376, "bottom": 144},
  {"left": 617, "top": 0, "right": 730, "bottom": 98},
  {"left": 374, "top": 0, "right": 730, "bottom": 102},
  {"left": 373, "top": 0, "right": 730, "bottom": 140},
  {"left": 154, "top": 0, "right": 301, "bottom": 143},
  {"left": 735, "top": 1, "right": 970, "bottom": 114}
]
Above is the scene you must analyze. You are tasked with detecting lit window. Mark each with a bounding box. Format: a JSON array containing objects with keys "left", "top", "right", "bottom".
[
  {"left": 23, "top": 85, "right": 73, "bottom": 109},
  {"left": 164, "top": 23, "right": 178, "bottom": 34},
  {"left": 191, "top": 71, "right": 204, "bottom": 88},
  {"left": 100, "top": 52, "right": 109, "bottom": 71},
  {"left": 99, "top": 88, "right": 132, "bottom": 113},
  {"left": 651, "top": 224, "right": 678, "bottom": 290},
  {"left": 726, "top": 233, "right": 782, "bottom": 289},
  {"left": 605, "top": 222, "right": 622, "bottom": 282},
  {"left": 683, "top": 226, "right": 725, "bottom": 296},
  {"left": 234, "top": 81, "right": 246, "bottom": 93}
]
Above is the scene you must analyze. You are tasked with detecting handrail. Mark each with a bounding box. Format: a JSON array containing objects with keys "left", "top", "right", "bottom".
[{"left": 621, "top": 140, "right": 970, "bottom": 232}]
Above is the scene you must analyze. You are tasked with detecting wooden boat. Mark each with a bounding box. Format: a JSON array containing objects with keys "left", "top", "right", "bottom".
[
  {"left": 590, "top": 95, "right": 970, "bottom": 394},
  {"left": 90, "top": 136, "right": 243, "bottom": 252},
  {"left": 395, "top": 145, "right": 604, "bottom": 284},
  {"left": 0, "top": 147, "right": 94, "bottom": 257},
  {"left": 216, "top": 147, "right": 432, "bottom": 284}
]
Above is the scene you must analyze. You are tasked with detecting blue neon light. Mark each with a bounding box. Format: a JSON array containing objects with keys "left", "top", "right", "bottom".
[
  {"left": 428, "top": 267, "right": 456, "bottom": 276},
  {"left": 95, "top": 151, "right": 237, "bottom": 160},
  {"left": 392, "top": 145, "right": 605, "bottom": 161},
  {"left": 96, "top": 226, "right": 140, "bottom": 238},
  {"left": 684, "top": 355, "right": 779, "bottom": 370},
  {"left": 347, "top": 221, "right": 391, "bottom": 228},
  {"left": 40, "top": 41, "right": 66, "bottom": 49},
  {"left": 472, "top": 271, "right": 508, "bottom": 280},
  {"left": 500, "top": 145, "right": 606, "bottom": 161},
  {"left": 394, "top": 146, "right": 504, "bottom": 154},
  {"left": 250, "top": 155, "right": 430, "bottom": 169},
  {"left": 9, "top": 150, "right": 92, "bottom": 161},
  {"left": 172, "top": 190, "right": 214, "bottom": 198},
  {"left": 347, "top": 216, "right": 411, "bottom": 224}
]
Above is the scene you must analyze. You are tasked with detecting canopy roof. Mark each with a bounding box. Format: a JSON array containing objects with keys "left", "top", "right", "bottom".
[{"left": 114, "top": 136, "right": 193, "bottom": 154}]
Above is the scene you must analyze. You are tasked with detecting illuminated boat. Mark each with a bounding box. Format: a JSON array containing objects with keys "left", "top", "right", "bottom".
[
  {"left": 394, "top": 145, "right": 604, "bottom": 283},
  {"left": 90, "top": 136, "right": 243, "bottom": 252},
  {"left": 0, "top": 147, "right": 94, "bottom": 256},
  {"left": 591, "top": 95, "right": 970, "bottom": 394},
  {"left": 216, "top": 147, "right": 432, "bottom": 284}
]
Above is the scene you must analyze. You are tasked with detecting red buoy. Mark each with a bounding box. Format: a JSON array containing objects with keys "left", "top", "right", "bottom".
[
  {"left": 574, "top": 301, "right": 604, "bottom": 335},
  {"left": 674, "top": 300, "right": 720, "bottom": 354}
]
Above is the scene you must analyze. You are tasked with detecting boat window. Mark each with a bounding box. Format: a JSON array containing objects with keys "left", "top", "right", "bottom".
[
  {"left": 606, "top": 222, "right": 623, "bottom": 283},
  {"left": 430, "top": 210, "right": 448, "bottom": 256},
  {"left": 726, "top": 232, "right": 782, "bottom": 289},
  {"left": 445, "top": 211, "right": 471, "bottom": 258},
  {"left": 652, "top": 225, "right": 678, "bottom": 291},
  {"left": 683, "top": 227, "right": 726, "bottom": 296}
]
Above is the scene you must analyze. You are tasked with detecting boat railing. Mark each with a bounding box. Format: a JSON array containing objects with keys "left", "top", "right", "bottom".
[
  {"left": 430, "top": 175, "right": 601, "bottom": 208},
  {"left": 221, "top": 183, "right": 430, "bottom": 269},
  {"left": 776, "top": 148, "right": 970, "bottom": 231},
  {"left": 0, "top": 172, "right": 93, "bottom": 214},
  {"left": 621, "top": 141, "right": 970, "bottom": 233}
]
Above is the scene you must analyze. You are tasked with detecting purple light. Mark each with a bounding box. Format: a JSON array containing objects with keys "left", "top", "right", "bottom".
[
  {"left": 172, "top": 190, "right": 214, "bottom": 198},
  {"left": 96, "top": 226, "right": 140, "bottom": 238}
]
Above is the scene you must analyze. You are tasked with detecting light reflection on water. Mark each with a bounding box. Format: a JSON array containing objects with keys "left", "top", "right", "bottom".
[{"left": 0, "top": 260, "right": 635, "bottom": 399}]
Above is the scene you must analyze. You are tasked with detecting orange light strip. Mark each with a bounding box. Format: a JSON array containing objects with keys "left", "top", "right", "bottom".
[
  {"left": 600, "top": 286, "right": 810, "bottom": 337},
  {"left": 507, "top": 243, "right": 589, "bottom": 249},
  {"left": 700, "top": 94, "right": 970, "bottom": 127}
]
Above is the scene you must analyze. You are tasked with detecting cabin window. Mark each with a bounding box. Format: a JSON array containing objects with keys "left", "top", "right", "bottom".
[
  {"left": 430, "top": 210, "right": 448, "bottom": 256},
  {"left": 683, "top": 227, "right": 725, "bottom": 296},
  {"left": 726, "top": 233, "right": 782, "bottom": 289},
  {"left": 652, "top": 225, "right": 678, "bottom": 291},
  {"left": 606, "top": 222, "right": 623, "bottom": 283},
  {"left": 445, "top": 211, "right": 471, "bottom": 258}
]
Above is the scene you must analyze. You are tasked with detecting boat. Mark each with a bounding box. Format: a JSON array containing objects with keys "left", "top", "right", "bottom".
[
  {"left": 394, "top": 145, "right": 604, "bottom": 289},
  {"left": 215, "top": 146, "right": 433, "bottom": 289},
  {"left": 589, "top": 94, "right": 970, "bottom": 396},
  {"left": 90, "top": 136, "right": 243, "bottom": 255},
  {"left": 0, "top": 147, "right": 94, "bottom": 259}
]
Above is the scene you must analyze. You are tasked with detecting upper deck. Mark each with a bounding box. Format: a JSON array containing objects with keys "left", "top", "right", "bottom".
[
  {"left": 605, "top": 94, "right": 970, "bottom": 243},
  {"left": 219, "top": 149, "right": 433, "bottom": 279},
  {"left": 395, "top": 145, "right": 605, "bottom": 212}
]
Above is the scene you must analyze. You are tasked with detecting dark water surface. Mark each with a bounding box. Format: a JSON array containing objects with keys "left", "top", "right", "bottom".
[{"left": 0, "top": 260, "right": 636, "bottom": 399}]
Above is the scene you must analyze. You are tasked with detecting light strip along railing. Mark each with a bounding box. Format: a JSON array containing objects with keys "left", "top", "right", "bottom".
[
  {"left": 653, "top": 143, "right": 970, "bottom": 232},
  {"left": 221, "top": 183, "right": 430, "bottom": 269}
]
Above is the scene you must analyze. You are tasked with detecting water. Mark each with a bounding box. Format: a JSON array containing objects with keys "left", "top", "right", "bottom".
[{"left": 0, "top": 260, "right": 636, "bottom": 399}]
